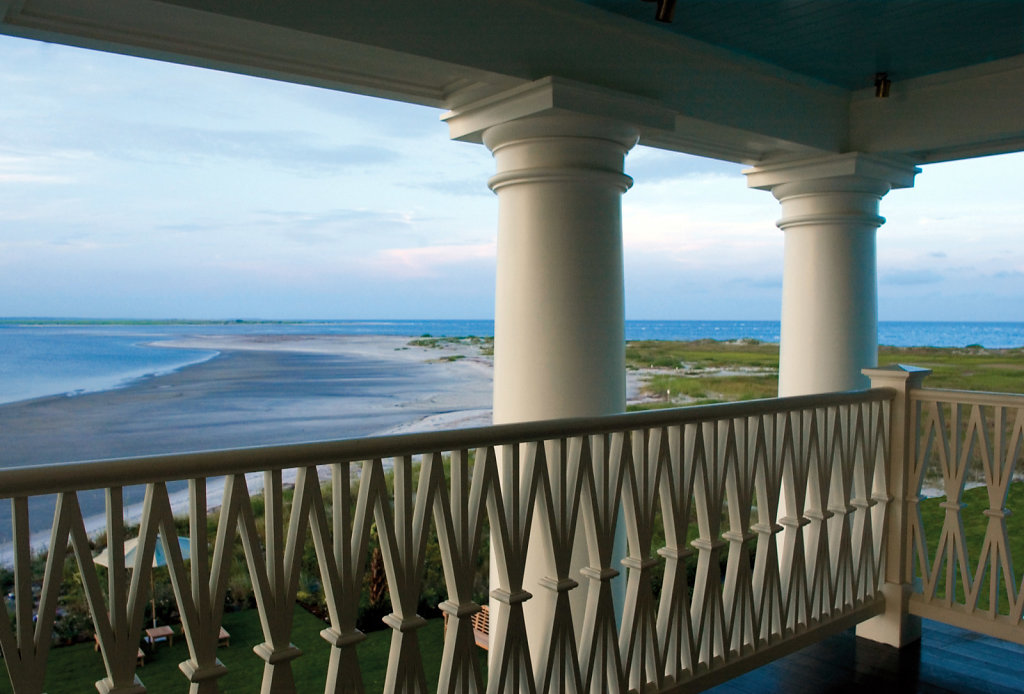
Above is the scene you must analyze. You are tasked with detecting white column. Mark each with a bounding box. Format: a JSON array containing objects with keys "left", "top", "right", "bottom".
[
  {"left": 487, "top": 112, "right": 636, "bottom": 668},
  {"left": 485, "top": 113, "right": 635, "bottom": 421},
  {"left": 746, "top": 154, "right": 918, "bottom": 396},
  {"left": 445, "top": 78, "right": 672, "bottom": 670}
]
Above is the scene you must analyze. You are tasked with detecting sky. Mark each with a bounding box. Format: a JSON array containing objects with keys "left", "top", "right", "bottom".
[{"left": 1, "top": 35, "right": 1022, "bottom": 322}]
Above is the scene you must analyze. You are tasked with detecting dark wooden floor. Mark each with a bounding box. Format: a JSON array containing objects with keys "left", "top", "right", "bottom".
[{"left": 707, "top": 620, "right": 1024, "bottom": 694}]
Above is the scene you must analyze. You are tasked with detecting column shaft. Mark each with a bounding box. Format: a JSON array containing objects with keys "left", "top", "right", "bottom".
[
  {"left": 486, "top": 115, "right": 635, "bottom": 422},
  {"left": 775, "top": 178, "right": 886, "bottom": 395}
]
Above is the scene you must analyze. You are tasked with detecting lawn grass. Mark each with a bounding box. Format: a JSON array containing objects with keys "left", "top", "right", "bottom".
[
  {"left": 917, "top": 483, "right": 1024, "bottom": 612},
  {"left": 0, "top": 610, "right": 452, "bottom": 694}
]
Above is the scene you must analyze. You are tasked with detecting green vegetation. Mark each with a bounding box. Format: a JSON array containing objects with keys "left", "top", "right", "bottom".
[
  {"left": 632, "top": 373, "right": 778, "bottom": 408},
  {"left": 408, "top": 335, "right": 494, "bottom": 356},
  {"left": 878, "top": 344, "right": 1024, "bottom": 392},
  {"left": 917, "top": 483, "right": 1024, "bottom": 613},
  {"left": 0, "top": 607, "right": 454, "bottom": 694},
  {"left": 626, "top": 339, "right": 778, "bottom": 370},
  {"left": 625, "top": 340, "right": 1024, "bottom": 411}
]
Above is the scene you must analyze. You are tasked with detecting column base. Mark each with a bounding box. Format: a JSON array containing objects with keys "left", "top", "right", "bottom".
[{"left": 856, "top": 583, "right": 921, "bottom": 648}]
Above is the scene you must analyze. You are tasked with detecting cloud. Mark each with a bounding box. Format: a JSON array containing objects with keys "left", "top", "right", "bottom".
[
  {"left": 0, "top": 115, "right": 399, "bottom": 176},
  {"left": 115, "top": 125, "right": 400, "bottom": 173},
  {"left": 292, "top": 88, "right": 444, "bottom": 139},
  {"left": 729, "top": 275, "right": 783, "bottom": 289},
  {"left": 412, "top": 178, "right": 492, "bottom": 197},
  {"left": 0, "top": 154, "right": 77, "bottom": 185},
  {"left": 628, "top": 147, "right": 744, "bottom": 185},
  {"left": 370, "top": 242, "right": 496, "bottom": 277},
  {"left": 154, "top": 208, "right": 427, "bottom": 242},
  {"left": 880, "top": 269, "right": 945, "bottom": 286},
  {"left": 0, "top": 173, "right": 73, "bottom": 184}
]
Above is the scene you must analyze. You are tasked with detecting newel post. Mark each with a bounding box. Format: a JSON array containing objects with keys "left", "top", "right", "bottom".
[{"left": 856, "top": 364, "right": 931, "bottom": 647}]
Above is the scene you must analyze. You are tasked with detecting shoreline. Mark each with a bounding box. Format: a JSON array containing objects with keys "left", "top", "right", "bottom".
[
  {"left": 0, "top": 334, "right": 496, "bottom": 563},
  {"left": 0, "top": 331, "right": 654, "bottom": 564},
  {"left": 0, "top": 346, "right": 222, "bottom": 408}
]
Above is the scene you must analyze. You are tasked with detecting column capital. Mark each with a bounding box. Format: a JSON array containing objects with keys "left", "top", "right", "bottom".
[
  {"left": 743, "top": 152, "right": 920, "bottom": 196},
  {"left": 442, "top": 76, "right": 675, "bottom": 145}
]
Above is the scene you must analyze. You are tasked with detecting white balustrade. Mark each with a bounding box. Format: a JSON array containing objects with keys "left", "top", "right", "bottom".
[
  {"left": 904, "top": 386, "right": 1024, "bottom": 644},
  {"left": 0, "top": 390, "right": 892, "bottom": 693}
]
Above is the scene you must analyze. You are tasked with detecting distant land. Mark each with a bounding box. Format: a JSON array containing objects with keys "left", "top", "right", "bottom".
[{"left": 0, "top": 317, "right": 316, "bottom": 325}]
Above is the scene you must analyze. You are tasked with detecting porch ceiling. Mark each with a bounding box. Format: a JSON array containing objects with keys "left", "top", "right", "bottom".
[
  {"left": 583, "top": 0, "right": 1024, "bottom": 91},
  {"left": 2, "top": 0, "right": 1023, "bottom": 165}
]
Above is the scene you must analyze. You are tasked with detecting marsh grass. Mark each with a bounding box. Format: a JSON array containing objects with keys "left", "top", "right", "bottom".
[
  {"left": 627, "top": 339, "right": 778, "bottom": 370},
  {"left": 878, "top": 345, "right": 1024, "bottom": 392},
  {"left": 634, "top": 373, "right": 778, "bottom": 408},
  {"left": 627, "top": 340, "right": 1024, "bottom": 406}
]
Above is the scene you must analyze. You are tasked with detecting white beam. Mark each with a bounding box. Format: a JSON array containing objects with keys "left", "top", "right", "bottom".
[{"left": 850, "top": 54, "right": 1024, "bottom": 163}]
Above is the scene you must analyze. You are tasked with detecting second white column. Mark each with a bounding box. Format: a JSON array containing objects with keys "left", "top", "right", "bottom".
[{"left": 746, "top": 154, "right": 919, "bottom": 396}]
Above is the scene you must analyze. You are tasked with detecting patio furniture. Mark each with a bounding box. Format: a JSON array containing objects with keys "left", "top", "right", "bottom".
[{"left": 144, "top": 624, "right": 174, "bottom": 650}]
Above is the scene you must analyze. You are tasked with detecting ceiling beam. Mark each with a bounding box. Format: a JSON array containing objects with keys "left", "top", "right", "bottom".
[{"left": 849, "top": 55, "right": 1024, "bottom": 163}]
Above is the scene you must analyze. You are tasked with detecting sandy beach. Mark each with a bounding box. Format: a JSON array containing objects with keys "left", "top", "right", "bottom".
[
  {"left": 0, "top": 331, "right": 660, "bottom": 561},
  {"left": 0, "top": 334, "right": 493, "bottom": 466},
  {"left": 0, "top": 334, "right": 495, "bottom": 560}
]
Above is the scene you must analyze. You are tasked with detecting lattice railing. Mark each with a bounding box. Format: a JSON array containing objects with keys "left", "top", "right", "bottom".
[
  {"left": 0, "top": 390, "right": 892, "bottom": 694},
  {"left": 905, "top": 387, "right": 1024, "bottom": 643}
]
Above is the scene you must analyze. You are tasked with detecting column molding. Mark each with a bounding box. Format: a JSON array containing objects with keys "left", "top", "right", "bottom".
[
  {"left": 443, "top": 75, "right": 675, "bottom": 144},
  {"left": 744, "top": 152, "right": 919, "bottom": 192}
]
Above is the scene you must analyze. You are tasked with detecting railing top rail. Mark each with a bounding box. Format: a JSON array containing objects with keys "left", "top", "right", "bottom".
[
  {"left": 0, "top": 387, "right": 893, "bottom": 498},
  {"left": 910, "top": 386, "right": 1024, "bottom": 407}
]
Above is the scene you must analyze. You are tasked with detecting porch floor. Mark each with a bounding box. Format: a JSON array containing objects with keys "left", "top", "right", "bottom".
[{"left": 707, "top": 620, "right": 1024, "bottom": 693}]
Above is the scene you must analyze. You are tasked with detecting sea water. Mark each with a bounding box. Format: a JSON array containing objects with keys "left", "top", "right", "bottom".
[
  {"left": 1, "top": 319, "right": 1023, "bottom": 405},
  {"left": 0, "top": 324, "right": 219, "bottom": 405}
]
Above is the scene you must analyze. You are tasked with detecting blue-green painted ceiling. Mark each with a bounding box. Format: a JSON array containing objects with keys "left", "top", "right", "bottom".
[{"left": 579, "top": 0, "right": 1024, "bottom": 89}]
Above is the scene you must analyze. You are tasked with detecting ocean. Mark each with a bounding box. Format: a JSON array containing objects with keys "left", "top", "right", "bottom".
[{"left": 2, "top": 319, "right": 1024, "bottom": 406}]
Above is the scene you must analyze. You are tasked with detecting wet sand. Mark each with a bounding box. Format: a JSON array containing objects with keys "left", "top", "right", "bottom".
[
  {"left": 0, "top": 335, "right": 493, "bottom": 467},
  {"left": 0, "top": 335, "right": 493, "bottom": 557},
  {"left": 0, "top": 333, "right": 650, "bottom": 560}
]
